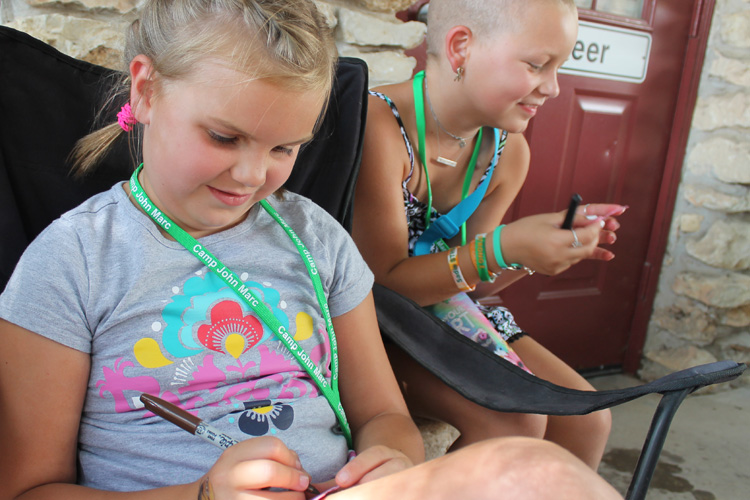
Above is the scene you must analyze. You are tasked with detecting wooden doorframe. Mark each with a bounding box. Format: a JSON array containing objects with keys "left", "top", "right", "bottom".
[{"left": 624, "top": 0, "right": 715, "bottom": 372}]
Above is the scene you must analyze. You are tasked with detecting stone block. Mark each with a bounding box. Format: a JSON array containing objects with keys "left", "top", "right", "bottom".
[
  {"left": 27, "top": 0, "right": 138, "bottom": 14},
  {"left": 709, "top": 52, "right": 750, "bottom": 86},
  {"left": 682, "top": 184, "right": 750, "bottom": 213},
  {"left": 720, "top": 10, "right": 750, "bottom": 48},
  {"left": 651, "top": 298, "right": 718, "bottom": 346},
  {"left": 337, "top": 44, "right": 415, "bottom": 86},
  {"left": 687, "top": 136, "right": 750, "bottom": 184},
  {"left": 692, "top": 93, "right": 750, "bottom": 131},
  {"left": 641, "top": 345, "right": 718, "bottom": 384},
  {"left": 313, "top": 1, "right": 338, "bottom": 28},
  {"left": 7, "top": 14, "right": 126, "bottom": 68},
  {"left": 721, "top": 304, "right": 750, "bottom": 327},
  {"left": 350, "top": 0, "right": 415, "bottom": 13},
  {"left": 337, "top": 7, "right": 425, "bottom": 49},
  {"left": 718, "top": 332, "right": 750, "bottom": 366},
  {"left": 415, "top": 418, "right": 458, "bottom": 461},
  {"left": 686, "top": 220, "right": 750, "bottom": 270},
  {"left": 672, "top": 271, "right": 750, "bottom": 308},
  {"left": 679, "top": 214, "right": 703, "bottom": 233}
]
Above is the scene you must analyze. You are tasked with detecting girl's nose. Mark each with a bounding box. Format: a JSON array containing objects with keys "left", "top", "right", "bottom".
[
  {"left": 540, "top": 71, "right": 561, "bottom": 99},
  {"left": 230, "top": 154, "right": 267, "bottom": 187}
]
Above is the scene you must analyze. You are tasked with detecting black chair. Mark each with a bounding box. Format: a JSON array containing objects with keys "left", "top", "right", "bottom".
[{"left": 1, "top": 26, "right": 744, "bottom": 500}]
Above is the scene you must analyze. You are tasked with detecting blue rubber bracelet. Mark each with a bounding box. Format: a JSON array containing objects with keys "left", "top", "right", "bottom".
[{"left": 493, "top": 225, "right": 522, "bottom": 270}]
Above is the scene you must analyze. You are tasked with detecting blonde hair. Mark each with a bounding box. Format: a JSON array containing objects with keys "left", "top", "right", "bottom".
[
  {"left": 425, "top": 0, "right": 576, "bottom": 57},
  {"left": 73, "top": 0, "right": 336, "bottom": 175}
]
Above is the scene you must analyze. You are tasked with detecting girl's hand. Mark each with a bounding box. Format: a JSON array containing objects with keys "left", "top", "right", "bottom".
[
  {"left": 579, "top": 202, "right": 627, "bottom": 228},
  {"left": 333, "top": 445, "right": 413, "bottom": 489},
  {"left": 501, "top": 208, "right": 623, "bottom": 275},
  {"left": 577, "top": 203, "right": 628, "bottom": 247},
  {"left": 202, "top": 436, "right": 312, "bottom": 499}
]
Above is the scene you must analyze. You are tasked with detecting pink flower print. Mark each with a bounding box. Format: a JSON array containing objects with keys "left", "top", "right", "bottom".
[
  {"left": 96, "top": 357, "right": 161, "bottom": 413},
  {"left": 197, "top": 300, "right": 263, "bottom": 358}
]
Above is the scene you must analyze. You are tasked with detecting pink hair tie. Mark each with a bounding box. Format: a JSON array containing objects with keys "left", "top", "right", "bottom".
[{"left": 117, "top": 103, "right": 137, "bottom": 132}]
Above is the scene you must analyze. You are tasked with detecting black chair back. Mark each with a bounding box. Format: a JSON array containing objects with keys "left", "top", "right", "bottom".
[{"left": 0, "top": 26, "right": 368, "bottom": 290}]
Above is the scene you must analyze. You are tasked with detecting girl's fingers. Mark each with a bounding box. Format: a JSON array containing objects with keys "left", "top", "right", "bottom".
[
  {"left": 578, "top": 203, "right": 628, "bottom": 218},
  {"left": 590, "top": 247, "right": 615, "bottom": 261},
  {"left": 313, "top": 478, "right": 337, "bottom": 492},
  {"left": 569, "top": 214, "right": 618, "bottom": 245},
  {"left": 603, "top": 217, "right": 620, "bottom": 232},
  {"left": 568, "top": 223, "right": 616, "bottom": 261},
  {"left": 567, "top": 221, "right": 607, "bottom": 254},
  {"left": 352, "top": 455, "right": 413, "bottom": 486},
  {"left": 570, "top": 214, "right": 606, "bottom": 229},
  {"left": 209, "top": 437, "right": 313, "bottom": 496},
  {"left": 600, "top": 229, "right": 617, "bottom": 245},
  {"left": 228, "top": 458, "right": 312, "bottom": 492},
  {"left": 223, "top": 436, "right": 302, "bottom": 468},
  {"left": 335, "top": 446, "right": 411, "bottom": 488}
]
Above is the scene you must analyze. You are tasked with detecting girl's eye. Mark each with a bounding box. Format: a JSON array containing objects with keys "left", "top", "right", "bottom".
[
  {"left": 273, "top": 146, "right": 295, "bottom": 157},
  {"left": 527, "top": 62, "right": 544, "bottom": 71},
  {"left": 208, "top": 130, "right": 238, "bottom": 145}
]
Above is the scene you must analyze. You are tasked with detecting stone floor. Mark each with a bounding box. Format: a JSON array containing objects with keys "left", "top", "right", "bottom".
[
  {"left": 417, "top": 372, "right": 749, "bottom": 499},
  {"left": 592, "top": 373, "right": 749, "bottom": 500}
]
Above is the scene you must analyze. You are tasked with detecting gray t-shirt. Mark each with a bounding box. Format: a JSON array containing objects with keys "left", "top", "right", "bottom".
[{"left": 0, "top": 184, "right": 374, "bottom": 491}]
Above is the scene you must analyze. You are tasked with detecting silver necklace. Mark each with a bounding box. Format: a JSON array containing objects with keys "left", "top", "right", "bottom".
[{"left": 424, "top": 80, "right": 471, "bottom": 148}]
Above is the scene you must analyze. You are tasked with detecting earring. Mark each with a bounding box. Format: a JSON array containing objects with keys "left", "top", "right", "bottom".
[
  {"left": 454, "top": 66, "right": 464, "bottom": 82},
  {"left": 117, "top": 103, "right": 137, "bottom": 132}
]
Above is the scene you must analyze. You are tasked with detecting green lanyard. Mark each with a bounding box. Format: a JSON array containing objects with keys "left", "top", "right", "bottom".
[
  {"left": 129, "top": 165, "right": 352, "bottom": 448},
  {"left": 413, "top": 70, "right": 483, "bottom": 247}
]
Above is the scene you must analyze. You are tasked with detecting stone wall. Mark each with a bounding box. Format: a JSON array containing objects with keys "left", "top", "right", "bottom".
[
  {"left": 0, "top": 0, "right": 425, "bottom": 86},
  {"left": 642, "top": 0, "right": 750, "bottom": 387}
]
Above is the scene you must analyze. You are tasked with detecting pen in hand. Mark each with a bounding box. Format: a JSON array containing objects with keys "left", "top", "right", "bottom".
[
  {"left": 139, "top": 393, "right": 320, "bottom": 496},
  {"left": 561, "top": 193, "right": 582, "bottom": 230}
]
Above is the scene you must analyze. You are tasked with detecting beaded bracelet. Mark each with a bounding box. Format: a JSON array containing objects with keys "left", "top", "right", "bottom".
[
  {"left": 492, "top": 225, "right": 535, "bottom": 275},
  {"left": 448, "top": 246, "right": 476, "bottom": 292}
]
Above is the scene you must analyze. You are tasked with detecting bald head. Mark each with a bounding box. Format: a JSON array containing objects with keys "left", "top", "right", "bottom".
[{"left": 425, "top": 0, "right": 577, "bottom": 56}]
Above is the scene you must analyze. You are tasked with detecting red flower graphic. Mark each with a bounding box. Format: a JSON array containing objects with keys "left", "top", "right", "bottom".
[{"left": 197, "top": 300, "right": 263, "bottom": 358}]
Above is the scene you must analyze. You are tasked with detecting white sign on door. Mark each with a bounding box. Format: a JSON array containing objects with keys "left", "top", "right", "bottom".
[{"left": 559, "top": 21, "right": 652, "bottom": 84}]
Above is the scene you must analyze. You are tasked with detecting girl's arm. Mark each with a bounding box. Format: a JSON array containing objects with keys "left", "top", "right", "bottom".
[
  {"left": 462, "top": 133, "right": 532, "bottom": 298},
  {"left": 0, "top": 320, "right": 312, "bottom": 500},
  {"left": 353, "top": 91, "right": 477, "bottom": 306},
  {"left": 353, "top": 96, "right": 614, "bottom": 306},
  {"left": 332, "top": 293, "right": 424, "bottom": 488},
  {"left": 0, "top": 319, "right": 85, "bottom": 498},
  {"left": 0, "top": 320, "right": 194, "bottom": 499}
]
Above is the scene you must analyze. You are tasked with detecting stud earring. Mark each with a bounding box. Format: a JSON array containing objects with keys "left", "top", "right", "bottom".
[{"left": 454, "top": 66, "right": 464, "bottom": 82}]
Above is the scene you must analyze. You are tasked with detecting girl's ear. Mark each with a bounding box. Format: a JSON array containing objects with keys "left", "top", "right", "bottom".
[
  {"left": 129, "top": 55, "right": 155, "bottom": 125},
  {"left": 444, "top": 25, "right": 472, "bottom": 74}
]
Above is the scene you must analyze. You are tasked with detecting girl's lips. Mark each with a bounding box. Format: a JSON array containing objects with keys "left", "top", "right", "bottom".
[
  {"left": 208, "top": 186, "right": 252, "bottom": 206},
  {"left": 518, "top": 102, "right": 539, "bottom": 116}
]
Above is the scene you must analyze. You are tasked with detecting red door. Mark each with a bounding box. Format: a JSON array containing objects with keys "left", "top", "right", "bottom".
[{"left": 401, "top": 0, "right": 712, "bottom": 371}]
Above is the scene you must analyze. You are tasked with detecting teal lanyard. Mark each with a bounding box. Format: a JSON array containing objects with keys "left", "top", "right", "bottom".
[
  {"left": 129, "top": 165, "right": 352, "bottom": 448},
  {"left": 413, "top": 70, "right": 482, "bottom": 246}
]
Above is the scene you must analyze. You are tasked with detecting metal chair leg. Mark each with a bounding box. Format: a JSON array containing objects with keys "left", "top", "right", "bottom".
[{"left": 625, "top": 388, "right": 692, "bottom": 500}]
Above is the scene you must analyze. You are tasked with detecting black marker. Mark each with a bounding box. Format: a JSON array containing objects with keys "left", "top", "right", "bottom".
[{"left": 561, "top": 193, "right": 582, "bottom": 230}]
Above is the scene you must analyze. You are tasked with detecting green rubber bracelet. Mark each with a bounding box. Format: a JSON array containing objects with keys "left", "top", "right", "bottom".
[{"left": 492, "top": 225, "right": 522, "bottom": 270}]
